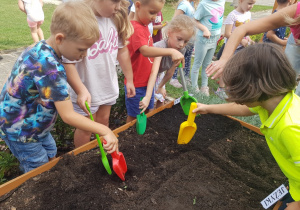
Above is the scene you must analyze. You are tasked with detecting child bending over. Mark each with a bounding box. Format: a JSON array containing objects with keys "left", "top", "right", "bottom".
[
  {"left": 153, "top": 14, "right": 195, "bottom": 108},
  {"left": 0, "top": 2, "right": 119, "bottom": 173},
  {"left": 126, "top": 0, "right": 184, "bottom": 123},
  {"left": 194, "top": 43, "right": 300, "bottom": 209}
]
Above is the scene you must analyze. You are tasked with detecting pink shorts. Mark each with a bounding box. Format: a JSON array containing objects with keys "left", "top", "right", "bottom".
[{"left": 27, "top": 19, "right": 44, "bottom": 28}]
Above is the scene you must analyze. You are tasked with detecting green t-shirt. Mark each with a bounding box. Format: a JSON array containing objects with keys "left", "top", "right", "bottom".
[{"left": 250, "top": 91, "right": 300, "bottom": 201}]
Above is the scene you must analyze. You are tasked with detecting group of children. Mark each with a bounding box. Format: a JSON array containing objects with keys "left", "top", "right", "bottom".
[{"left": 0, "top": 0, "right": 300, "bottom": 208}]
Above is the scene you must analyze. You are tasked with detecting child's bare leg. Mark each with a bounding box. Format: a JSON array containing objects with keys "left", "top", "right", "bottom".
[
  {"left": 219, "top": 78, "right": 225, "bottom": 88},
  {"left": 74, "top": 105, "right": 111, "bottom": 148},
  {"left": 155, "top": 101, "right": 164, "bottom": 109},
  {"left": 126, "top": 115, "right": 136, "bottom": 123},
  {"left": 37, "top": 23, "right": 44, "bottom": 40},
  {"left": 30, "top": 26, "right": 39, "bottom": 43}
]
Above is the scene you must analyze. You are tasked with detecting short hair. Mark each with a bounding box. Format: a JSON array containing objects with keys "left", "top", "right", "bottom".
[
  {"left": 50, "top": 1, "right": 99, "bottom": 41},
  {"left": 223, "top": 43, "right": 297, "bottom": 104},
  {"left": 166, "top": 14, "right": 195, "bottom": 37}
]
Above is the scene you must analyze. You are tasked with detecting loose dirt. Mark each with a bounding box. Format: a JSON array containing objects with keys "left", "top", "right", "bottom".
[{"left": 0, "top": 104, "right": 286, "bottom": 210}]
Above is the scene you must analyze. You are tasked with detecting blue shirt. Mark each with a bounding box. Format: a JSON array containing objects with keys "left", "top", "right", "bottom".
[
  {"left": 177, "top": 0, "right": 195, "bottom": 18},
  {"left": 263, "top": 10, "right": 287, "bottom": 43},
  {"left": 0, "top": 41, "right": 69, "bottom": 143},
  {"left": 194, "top": 0, "right": 225, "bottom": 36}
]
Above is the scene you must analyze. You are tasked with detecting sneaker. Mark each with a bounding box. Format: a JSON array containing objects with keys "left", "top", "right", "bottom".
[
  {"left": 169, "top": 79, "right": 182, "bottom": 88},
  {"left": 200, "top": 86, "right": 210, "bottom": 97},
  {"left": 215, "top": 87, "right": 228, "bottom": 100},
  {"left": 184, "top": 77, "right": 192, "bottom": 86},
  {"left": 192, "top": 86, "right": 200, "bottom": 94}
]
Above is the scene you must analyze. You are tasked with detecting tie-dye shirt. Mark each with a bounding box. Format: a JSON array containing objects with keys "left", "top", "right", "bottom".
[
  {"left": 0, "top": 40, "right": 69, "bottom": 143},
  {"left": 194, "top": 0, "right": 225, "bottom": 36}
]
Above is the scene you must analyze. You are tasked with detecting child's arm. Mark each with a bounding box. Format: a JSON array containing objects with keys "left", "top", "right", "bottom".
[
  {"left": 193, "top": 18, "right": 211, "bottom": 38},
  {"left": 64, "top": 63, "right": 91, "bottom": 114},
  {"left": 285, "top": 201, "right": 300, "bottom": 210},
  {"left": 55, "top": 100, "right": 118, "bottom": 153},
  {"left": 139, "top": 57, "right": 161, "bottom": 113},
  {"left": 192, "top": 102, "right": 254, "bottom": 116},
  {"left": 39, "top": 0, "right": 43, "bottom": 7},
  {"left": 117, "top": 46, "right": 136, "bottom": 98},
  {"left": 157, "top": 60, "right": 181, "bottom": 95},
  {"left": 18, "top": 0, "right": 26, "bottom": 13},
  {"left": 265, "top": 30, "right": 287, "bottom": 46},
  {"left": 225, "top": 24, "right": 249, "bottom": 47},
  {"left": 139, "top": 46, "right": 184, "bottom": 63},
  {"left": 206, "top": 3, "right": 297, "bottom": 80}
]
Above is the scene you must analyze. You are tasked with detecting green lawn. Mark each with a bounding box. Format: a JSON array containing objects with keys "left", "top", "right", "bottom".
[{"left": 0, "top": 0, "right": 56, "bottom": 50}]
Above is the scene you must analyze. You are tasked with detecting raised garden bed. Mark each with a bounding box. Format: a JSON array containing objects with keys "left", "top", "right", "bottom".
[{"left": 0, "top": 102, "right": 285, "bottom": 209}]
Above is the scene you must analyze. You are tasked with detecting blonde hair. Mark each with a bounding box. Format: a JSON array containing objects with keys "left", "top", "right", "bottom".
[
  {"left": 166, "top": 14, "right": 195, "bottom": 37},
  {"left": 50, "top": 1, "right": 100, "bottom": 42},
  {"left": 113, "top": 0, "right": 134, "bottom": 46},
  {"left": 85, "top": 0, "right": 133, "bottom": 46}
]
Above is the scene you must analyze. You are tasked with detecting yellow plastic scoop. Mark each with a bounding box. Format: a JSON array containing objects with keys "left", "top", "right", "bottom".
[{"left": 177, "top": 102, "right": 198, "bottom": 144}]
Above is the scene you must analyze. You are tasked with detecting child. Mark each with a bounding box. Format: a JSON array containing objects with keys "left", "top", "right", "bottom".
[
  {"left": 126, "top": 0, "right": 184, "bottom": 122},
  {"left": 169, "top": 0, "right": 195, "bottom": 88},
  {"left": 206, "top": 1, "right": 300, "bottom": 97},
  {"left": 63, "top": 0, "right": 136, "bottom": 148},
  {"left": 0, "top": 1, "right": 119, "bottom": 173},
  {"left": 153, "top": 15, "right": 195, "bottom": 108},
  {"left": 18, "top": 0, "right": 44, "bottom": 43},
  {"left": 263, "top": 0, "right": 291, "bottom": 46},
  {"left": 223, "top": 0, "right": 256, "bottom": 54},
  {"left": 190, "top": 0, "right": 226, "bottom": 97},
  {"left": 152, "top": 11, "right": 166, "bottom": 43},
  {"left": 193, "top": 43, "right": 300, "bottom": 209}
]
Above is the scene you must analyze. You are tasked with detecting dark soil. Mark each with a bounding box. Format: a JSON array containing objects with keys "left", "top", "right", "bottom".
[{"left": 0, "top": 104, "right": 286, "bottom": 210}]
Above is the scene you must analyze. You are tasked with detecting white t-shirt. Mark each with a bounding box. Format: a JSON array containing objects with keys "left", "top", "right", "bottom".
[
  {"left": 64, "top": 16, "right": 123, "bottom": 106},
  {"left": 23, "top": 0, "right": 44, "bottom": 22},
  {"left": 223, "top": 9, "right": 251, "bottom": 48}
]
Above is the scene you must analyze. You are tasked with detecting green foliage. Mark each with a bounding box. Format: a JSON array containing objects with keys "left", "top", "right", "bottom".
[
  {"left": 0, "top": 151, "right": 19, "bottom": 184},
  {"left": 51, "top": 116, "right": 74, "bottom": 147}
]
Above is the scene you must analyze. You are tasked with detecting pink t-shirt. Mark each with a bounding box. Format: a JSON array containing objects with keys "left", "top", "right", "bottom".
[{"left": 290, "top": 2, "right": 300, "bottom": 41}]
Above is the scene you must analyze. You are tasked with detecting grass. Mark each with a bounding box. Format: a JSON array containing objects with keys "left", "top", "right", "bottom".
[
  {"left": 0, "top": 0, "right": 56, "bottom": 50},
  {"left": 162, "top": 2, "right": 273, "bottom": 23},
  {"left": 0, "top": 1, "right": 273, "bottom": 51}
]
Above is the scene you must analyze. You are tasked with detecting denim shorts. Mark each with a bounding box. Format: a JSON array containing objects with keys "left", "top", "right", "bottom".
[
  {"left": 3, "top": 133, "right": 57, "bottom": 173},
  {"left": 125, "top": 85, "right": 154, "bottom": 117}
]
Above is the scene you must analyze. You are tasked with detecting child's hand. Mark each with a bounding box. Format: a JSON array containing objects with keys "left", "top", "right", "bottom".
[
  {"left": 241, "top": 38, "right": 248, "bottom": 47},
  {"left": 126, "top": 81, "right": 136, "bottom": 98},
  {"left": 139, "top": 96, "right": 151, "bottom": 113},
  {"left": 103, "top": 131, "right": 119, "bottom": 154},
  {"left": 192, "top": 103, "right": 209, "bottom": 115},
  {"left": 285, "top": 201, "right": 300, "bottom": 210},
  {"left": 77, "top": 89, "right": 92, "bottom": 115},
  {"left": 203, "top": 29, "right": 211, "bottom": 39},
  {"left": 170, "top": 49, "right": 184, "bottom": 63},
  {"left": 156, "top": 87, "right": 166, "bottom": 98}
]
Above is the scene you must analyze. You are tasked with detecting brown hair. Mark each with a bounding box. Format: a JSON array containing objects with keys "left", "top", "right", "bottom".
[
  {"left": 223, "top": 43, "right": 297, "bottom": 104},
  {"left": 50, "top": 1, "right": 99, "bottom": 41}
]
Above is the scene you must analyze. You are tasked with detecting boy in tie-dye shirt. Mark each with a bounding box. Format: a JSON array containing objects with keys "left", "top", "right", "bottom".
[{"left": 0, "top": 1, "right": 119, "bottom": 173}]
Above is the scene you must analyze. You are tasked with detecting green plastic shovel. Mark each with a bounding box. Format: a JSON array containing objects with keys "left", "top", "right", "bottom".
[
  {"left": 178, "top": 63, "right": 198, "bottom": 115},
  {"left": 85, "top": 102, "right": 112, "bottom": 175},
  {"left": 136, "top": 97, "right": 147, "bottom": 135}
]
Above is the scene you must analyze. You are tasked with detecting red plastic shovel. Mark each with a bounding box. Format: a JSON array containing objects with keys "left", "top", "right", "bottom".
[
  {"left": 85, "top": 102, "right": 127, "bottom": 181},
  {"left": 103, "top": 140, "right": 127, "bottom": 181}
]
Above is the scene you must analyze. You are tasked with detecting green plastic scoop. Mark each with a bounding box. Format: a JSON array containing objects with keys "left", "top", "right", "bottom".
[
  {"left": 85, "top": 102, "right": 112, "bottom": 175},
  {"left": 136, "top": 97, "right": 147, "bottom": 135},
  {"left": 178, "top": 63, "right": 198, "bottom": 115}
]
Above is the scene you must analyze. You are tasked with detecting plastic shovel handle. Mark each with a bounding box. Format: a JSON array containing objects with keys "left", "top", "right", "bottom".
[
  {"left": 178, "top": 63, "right": 188, "bottom": 93},
  {"left": 187, "top": 102, "right": 197, "bottom": 126}
]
